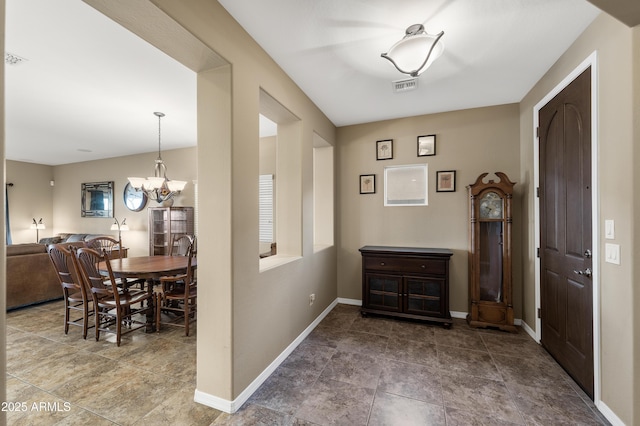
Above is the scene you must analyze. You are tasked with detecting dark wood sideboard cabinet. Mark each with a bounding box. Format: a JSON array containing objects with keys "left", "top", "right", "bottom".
[{"left": 359, "top": 246, "right": 454, "bottom": 328}]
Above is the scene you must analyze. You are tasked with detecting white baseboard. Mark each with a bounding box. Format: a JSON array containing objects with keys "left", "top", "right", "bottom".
[
  {"left": 194, "top": 298, "right": 339, "bottom": 413},
  {"left": 337, "top": 297, "right": 361, "bottom": 306},
  {"left": 450, "top": 310, "right": 466, "bottom": 319},
  {"left": 519, "top": 320, "right": 538, "bottom": 342},
  {"left": 596, "top": 400, "right": 625, "bottom": 426}
]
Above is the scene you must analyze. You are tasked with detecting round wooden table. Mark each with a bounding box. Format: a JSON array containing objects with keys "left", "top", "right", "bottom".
[{"left": 99, "top": 255, "right": 196, "bottom": 332}]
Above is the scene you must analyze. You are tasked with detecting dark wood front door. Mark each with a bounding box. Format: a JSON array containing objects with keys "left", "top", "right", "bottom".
[{"left": 539, "top": 67, "right": 593, "bottom": 398}]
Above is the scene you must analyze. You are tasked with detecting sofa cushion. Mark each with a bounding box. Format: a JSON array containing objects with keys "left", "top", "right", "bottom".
[
  {"left": 84, "top": 234, "right": 110, "bottom": 241},
  {"left": 38, "top": 236, "right": 63, "bottom": 245},
  {"left": 65, "top": 234, "right": 88, "bottom": 242},
  {"left": 6, "top": 243, "right": 47, "bottom": 256}
]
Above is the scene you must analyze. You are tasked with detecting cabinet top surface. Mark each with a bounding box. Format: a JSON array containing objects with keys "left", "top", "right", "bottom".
[{"left": 359, "top": 246, "right": 453, "bottom": 257}]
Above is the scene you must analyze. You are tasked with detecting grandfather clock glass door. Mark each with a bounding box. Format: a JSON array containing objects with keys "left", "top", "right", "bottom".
[
  {"left": 468, "top": 173, "right": 516, "bottom": 332},
  {"left": 479, "top": 192, "right": 504, "bottom": 303}
]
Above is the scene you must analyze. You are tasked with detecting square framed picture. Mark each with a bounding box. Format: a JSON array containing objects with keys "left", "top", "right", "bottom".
[
  {"left": 417, "top": 134, "right": 436, "bottom": 157},
  {"left": 436, "top": 170, "right": 456, "bottom": 192},
  {"left": 359, "top": 174, "right": 376, "bottom": 194},
  {"left": 376, "top": 139, "right": 393, "bottom": 160}
]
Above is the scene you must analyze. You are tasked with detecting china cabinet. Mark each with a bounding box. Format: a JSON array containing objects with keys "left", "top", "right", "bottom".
[
  {"left": 467, "top": 172, "right": 516, "bottom": 332},
  {"left": 148, "top": 207, "right": 194, "bottom": 255}
]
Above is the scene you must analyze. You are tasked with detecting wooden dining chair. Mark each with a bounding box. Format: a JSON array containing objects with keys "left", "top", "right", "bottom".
[
  {"left": 84, "top": 236, "right": 123, "bottom": 258},
  {"left": 47, "top": 243, "right": 94, "bottom": 338},
  {"left": 85, "top": 235, "right": 145, "bottom": 290},
  {"left": 169, "top": 234, "right": 195, "bottom": 256},
  {"left": 74, "top": 247, "right": 152, "bottom": 346},
  {"left": 156, "top": 238, "right": 197, "bottom": 336}
]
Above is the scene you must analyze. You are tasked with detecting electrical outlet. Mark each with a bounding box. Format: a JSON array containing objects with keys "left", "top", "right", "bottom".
[{"left": 309, "top": 293, "right": 316, "bottom": 306}]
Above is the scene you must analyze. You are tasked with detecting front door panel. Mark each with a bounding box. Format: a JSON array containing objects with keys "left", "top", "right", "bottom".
[{"left": 539, "top": 67, "right": 593, "bottom": 398}]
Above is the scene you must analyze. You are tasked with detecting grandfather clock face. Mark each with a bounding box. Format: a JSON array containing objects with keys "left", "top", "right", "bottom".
[{"left": 479, "top": 191, "right": 504, "bottom": 219}]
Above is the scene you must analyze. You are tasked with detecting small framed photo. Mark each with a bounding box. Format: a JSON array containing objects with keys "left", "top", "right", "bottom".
[
  {"left": 376, "top": 139, "right": 393, "bottom": 160},
  {"left": 360, "top": 174, "right": 376, "bottom": 194},
  {"left": 436, "top": 170, "right": 456, "bottom": 192},
  {"left": 417, "top": 134, "right": 436, "bottom": 157}
]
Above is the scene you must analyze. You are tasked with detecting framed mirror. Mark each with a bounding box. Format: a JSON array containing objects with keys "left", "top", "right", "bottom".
[
  {"left": 123, "top": 182, "right": 148, "bottom": 212},
  {"left": 81, "top": 181, "right": 114, "bottom": 217}
]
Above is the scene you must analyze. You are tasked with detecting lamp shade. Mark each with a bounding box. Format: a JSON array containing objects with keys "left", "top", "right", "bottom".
[
  {"left": 382, "top": 24, "right": 444, "bottom": 77},
  {"left": 127, "top": 177, "right": 146, "bottom": 189},
  {"left": 30, "top": 218, "right": 45, "bottom": 229},
  {"left": 166, "top": 180, "right": 187, "bottom": 192},
  {"left": 144, "top": 176, "right": 166, "bottom": 190}
]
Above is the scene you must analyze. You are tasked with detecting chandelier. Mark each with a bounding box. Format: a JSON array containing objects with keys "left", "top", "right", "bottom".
[
  {"left": 128, "top": 112, "right": 187, "bottom": 203},
  {"left": 381, "top": 24, "right": 444, "bottom": 77}
]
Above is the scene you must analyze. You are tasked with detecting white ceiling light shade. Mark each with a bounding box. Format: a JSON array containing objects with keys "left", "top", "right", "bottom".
[
  {"left": 381, "top": 24, "right": 444, "bottom": 77},
  {"left": 128, "top": 112, "right": 187, "bottom": 204},
  {"left": 5, "top": 52, "right": 27, "bottom": 66}
]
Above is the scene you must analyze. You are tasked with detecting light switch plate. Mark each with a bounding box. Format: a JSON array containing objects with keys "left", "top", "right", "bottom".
[
  {"left": 605, "top": 243, "right": 620, "bottom": 265},
  {"left": 605, "top": 220, "right": 615, "bottom": 239}
]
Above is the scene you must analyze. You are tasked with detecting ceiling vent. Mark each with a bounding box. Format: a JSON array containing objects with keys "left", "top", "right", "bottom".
[
  {"left": 392, "top": 77, "right": 418, "bottom": 93},
  {"left": 5, "top": 52, "right": 27, "bottom": 66}
]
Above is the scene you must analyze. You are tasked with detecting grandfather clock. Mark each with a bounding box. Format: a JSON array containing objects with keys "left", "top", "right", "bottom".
[{"left": 467, "top": 172, "right": 516, "bottom": 332}]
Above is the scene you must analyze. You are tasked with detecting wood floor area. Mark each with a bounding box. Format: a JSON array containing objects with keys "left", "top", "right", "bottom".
[{"left": 6, "top": 302, "right": 609, "bottom": 425}]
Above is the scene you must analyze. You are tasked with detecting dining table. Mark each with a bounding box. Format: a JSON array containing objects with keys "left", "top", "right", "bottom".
[{"left": 98, "top": 255, "right": 196, "bottom": 332}]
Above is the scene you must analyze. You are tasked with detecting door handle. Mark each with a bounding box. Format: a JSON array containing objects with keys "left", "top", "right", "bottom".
[{"left": 573, "top": 268, "right": 592, "bottom": 278}]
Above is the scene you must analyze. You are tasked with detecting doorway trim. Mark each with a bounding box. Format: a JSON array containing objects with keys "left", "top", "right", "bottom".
[{"left": 532, "top": 51, "right": 600, "bottom": 403}]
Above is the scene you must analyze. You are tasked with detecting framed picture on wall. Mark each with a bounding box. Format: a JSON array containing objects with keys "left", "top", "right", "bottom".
[
  {"left": 417, "top": 134, "right": 436, "bottom": 156},
  {"left": 359, "top": 174, "right": 376, "bottom": 194},
  {"left": 384, "top": 164, "right": 428, "bottom": 206},
  {"left": 376, "top": 139, "right": 393, "bottom": 160},
  {"left": 436, "top": 170, "right": 456, "bottom": 192}
]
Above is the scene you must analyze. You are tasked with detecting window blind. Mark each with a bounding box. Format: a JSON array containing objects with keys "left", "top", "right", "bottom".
[{"left": 259, "top": 174, "right": 274, "bottom": 242}]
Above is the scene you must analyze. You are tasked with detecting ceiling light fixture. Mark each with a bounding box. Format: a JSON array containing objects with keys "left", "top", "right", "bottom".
[
  {"left": 5, "top": 52, "right": 27, "bottom": 66},
  {"left": 381, "top": 24, "right": 444, "bottom": 77},
  {"left": 128, "top": 112, "right": 187, "bottom": 204}
]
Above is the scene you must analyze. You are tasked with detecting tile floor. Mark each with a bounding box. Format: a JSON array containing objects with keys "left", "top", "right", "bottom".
[
  {"left": 6, "top": 299, "right": 218, "bottom": 425},
  {"left": 6, "top": 301, "right": 610, "bottom": 425}
]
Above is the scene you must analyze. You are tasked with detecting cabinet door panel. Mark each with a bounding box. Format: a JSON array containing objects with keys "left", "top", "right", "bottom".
[
  {"left": 366, "top": 273, "right": 401, "bottom": 312},
  {"left": 404, "top": 276, "right": 444, "bottom": 316}
]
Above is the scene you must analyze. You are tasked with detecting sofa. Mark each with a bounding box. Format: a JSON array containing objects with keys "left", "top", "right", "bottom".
[{"left": 6, "top": 233, "right": 108, "bottom": 310}]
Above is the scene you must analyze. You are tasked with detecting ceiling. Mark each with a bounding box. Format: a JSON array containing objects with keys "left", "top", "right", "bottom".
[
  {"left": 5, "top": 0, "right": 198, "bottom": 166},
  {"left": 5, "top": 0, "right": 608, "bottom": 166}
]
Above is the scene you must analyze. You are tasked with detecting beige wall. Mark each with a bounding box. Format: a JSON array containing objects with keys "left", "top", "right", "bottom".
[
  {"left": 6, "top": 161, "right": 54, "bottom": 244},
  {"left": 336, "top": 105, "right": 521, "bottom": 315},
  {"left": 152, "top": 0, "right": 337, "bottom": 401},
  {"left": 259, "top": 136, "right": 276, "bottom": 175},
  {"left": 519, "top": 13, "right": 637, "bottom": 424},
  {"left": 51, "top": 147, "right": 196, "bottom": 257}
]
